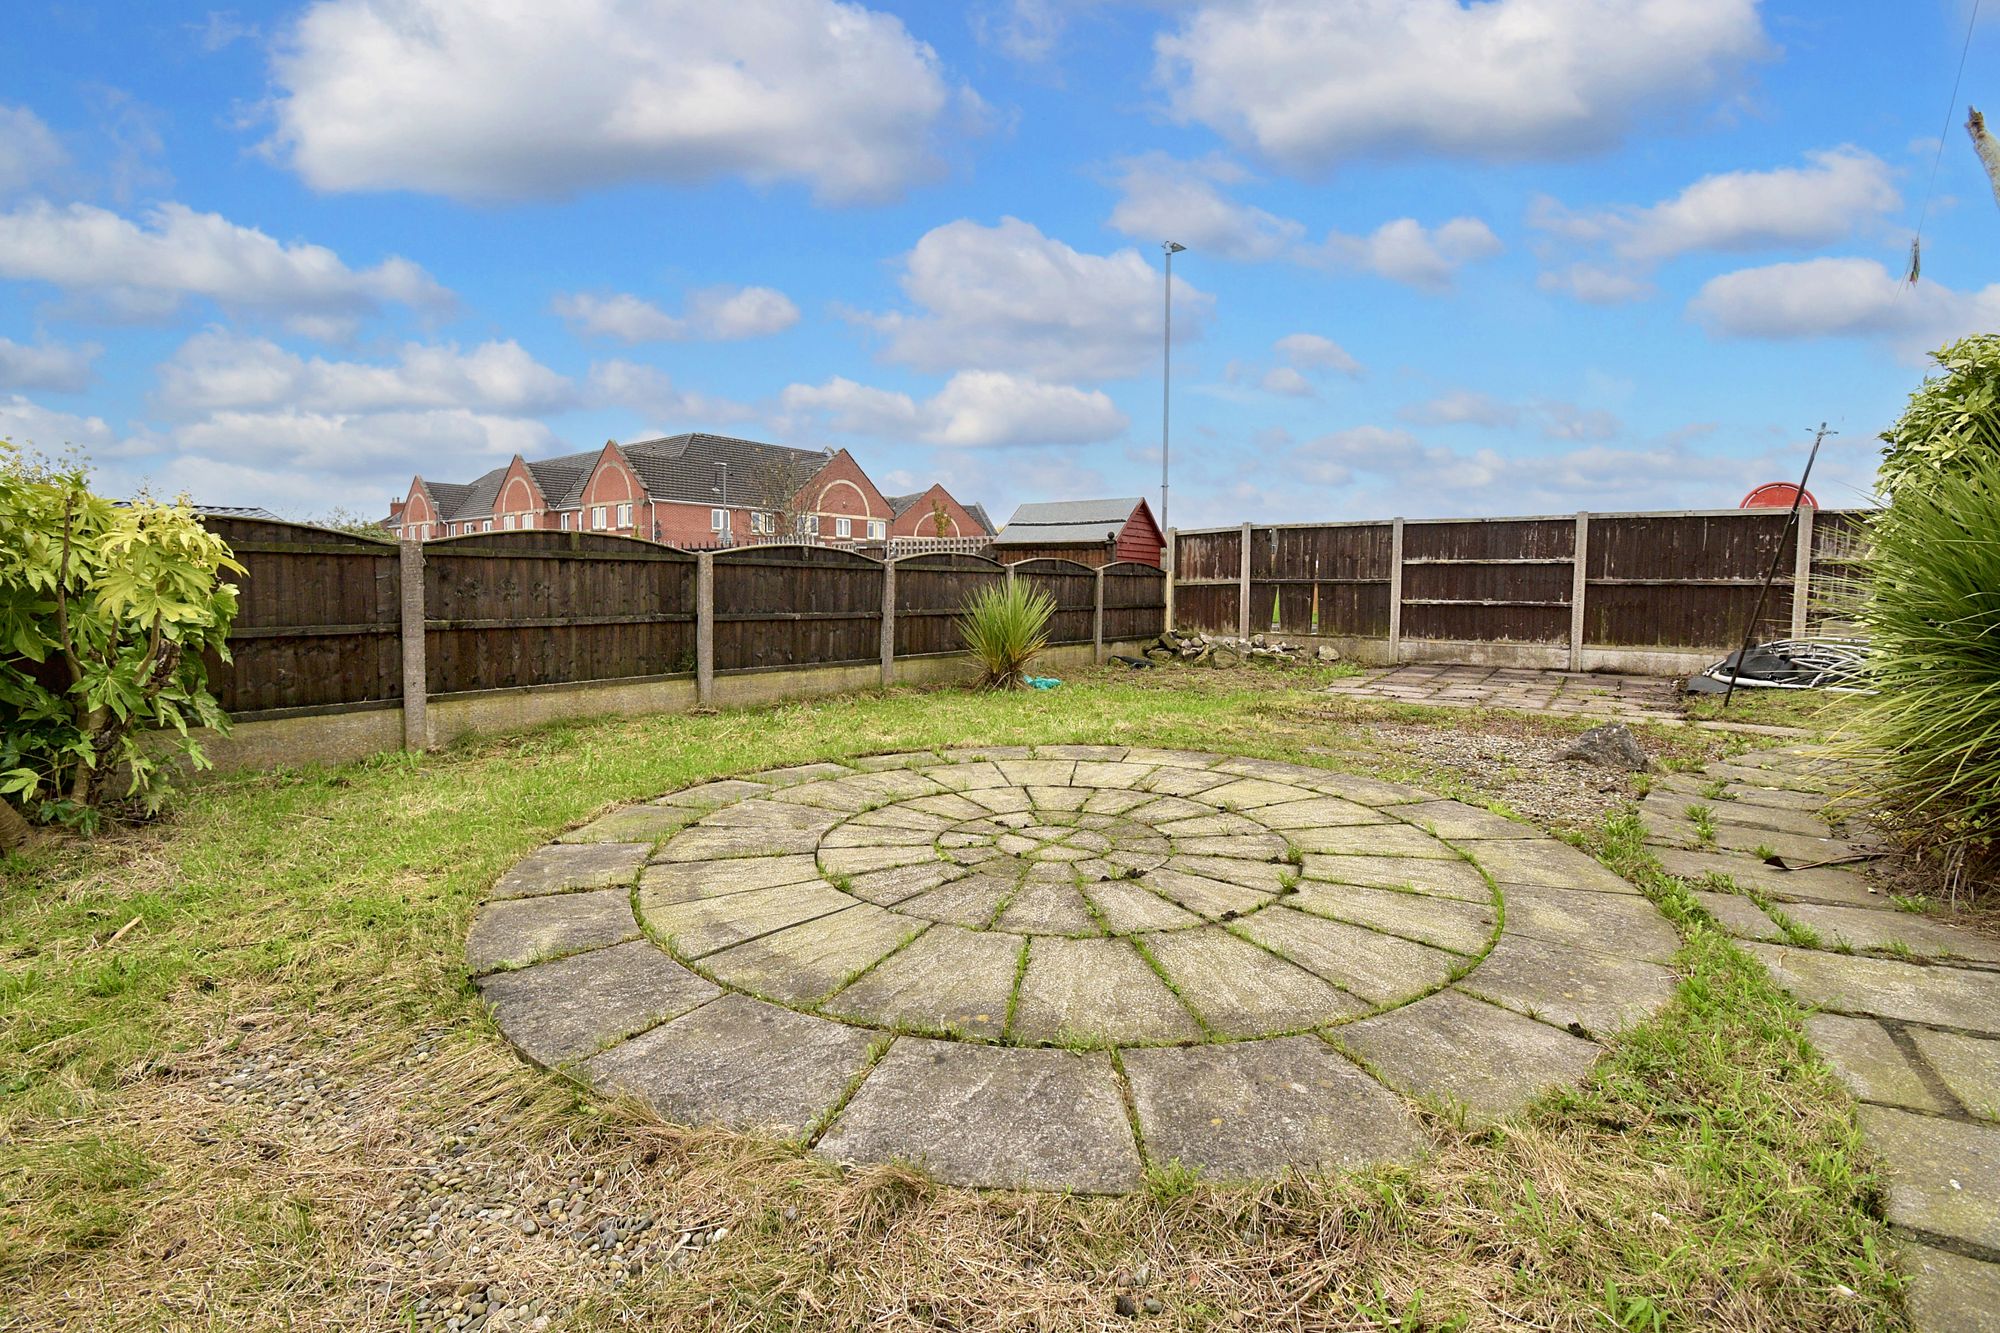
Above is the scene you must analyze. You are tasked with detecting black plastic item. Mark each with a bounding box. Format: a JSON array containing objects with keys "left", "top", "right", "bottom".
[
  {"left": 1685, "top": 637, "right": 1870, "bottom": 694},
  {"left": 1110, "top": 654, "right": 1156, "bottom": 669}
]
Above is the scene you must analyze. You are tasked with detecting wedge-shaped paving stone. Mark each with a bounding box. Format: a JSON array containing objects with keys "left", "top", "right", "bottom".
[
  {"left": 1776, "top": 903, "right": 2000, "bottom": 963},
  {"left": 896, "top": 870, "right": 1018, "bottom": 928},
  {"left": 647, "top": 882, "right": 854, "bottom": 960},
  {"left": 1212, "top": 757, "right": 1326, "bottom": 783},
  {"left": 1069, "top": 761, "right": 1158, "bottom": 789},
  {"left": 1198, "top": 778, "right": 1320, "bottom": 810},
  {"left": 1858, "top": 1105, "right": 2000, "bottom": 1251},
  {"left": 1341, "top": 989, "right": 1602, "bottom": 1122},
  {"left": 1289, "top": 825, "right": 1459, "bottom": 858},
  {"left": 656, "top": 779, "right": 771, "bottom": 808},
  {"left": 1653, "top": 774, "right": 1827, "bottom": 812},
  {"left": 921, "top": 762, "right": 1009, "bottom": 791},
  {"left": 1301, "top": 854, "right": 1490, "bottom": 902},
  {"left": 1123, "top": 1037, "right": 1427, "bottom": 1180},
  {"left": 1454, "top": 839, "right": 1635, "bottom": 894},
  {"left": 1124, "top": 747, "right": 1221, "bottom": 766},
  {"left": 1171, "top": 833, "right": 1293, "bottom": 861},
  {"left": 656, "top": 825, "right": 821, "bottom": 862},
  {"left": 820, "top": 823, "right": 937, "bottom": 848},
  {"left": 1638, "top": 793, "right": 1833, "bottom": 839},
  {"left": 478, "top": 940, "right": 718, "bottom": 1066},
  {"left": 900, "top": 792, "right": 995, "bottom": 821},
  {"left": 774, "top": 770, "right": 945, "bottom": 812},
  {"left": 1804, "top": 1014, "right": 1947, "bottom": 1113},
  {"left": 849, "top": 805, "right": 955, "bottom": 831},
  {"left": 937, "top": 745, "right": 1033, "bottom": 762},
  {"left": 1746, "top": 944, "right": 2000, "bottom": 1034},
  {"left": 1141, "top": 867, "right": 1270, "bottom": 919},
  {"left": 1900, "top": 1244, "right": 2000, "bottom": 1333},
  {"left": 1139, "top": 766, "right": 1237, "bottom": 797},
  {"left": 994, "top": 878, "right": 1102, "bottom": 936},
  {"left": 822, "top": 925, "right": 1020, "bottom": 1041},
  {"left": 696, "top": 801, "right": 845, "bottom": 833},
  {"left": 1395, "top": 801, "right": 1539, "bottom": 841},
  {"left": 994, "top": 759, "right": 1076, "bottom": 787},
  {"left": 817, "top": 844, "right": 938, "bottom": 877},
  {"left": 850, "top": 751, "right": 942, "bottom": 771},
  {"left": 1235, "top": 908, "right": 1459, "bottom": 1004},
  {"left": 1908, "top": 1028, "right": 2000, "bottom": 1119},
  {"left": 1288, "top": 882, "right": 1494, "bottom": 955},
  {"left": 963, "top": 786, "right": 1033, "bottom": 815},
  {"left": 1254, "top": 797, "right": 1390, "bottom": 830},
  {"left": 1080, "top": 787, "right": 1156, "bottom": 816},
  {"left": 843, "top": 861, "right": 965, "bottom": 907},
  {"left": 1123, "top": 795, "right": 1221, "bottom": 824},
  {"left": 817, "top": 1039, "right": 1139, "bottom": 1192},
  {"left": 1460, "top": 934, "right": 1674, "bottom": 1038},
  {"left": 1500, "top": 884, "right": 1680, "bottom": 963},
  {"left": 1167, "top": 855, "right": 1290, "bottom": 892},
  {"left": 1036, "top": 744, "right": 1129, "bottom": 761},
  {"left": 1009, "top": 938, "right": 1201, "bottom": 1045},
  {"left": 639, "top": 855, "right": 822, "bottom": 906},
  {"left": 1296, "top": 772, "right": 1430, "bottom": 806},
  {"left": 745, "top": 762, "right": 856, "bottom": 787},
  {"left": 558, "top": 808, "right": 697, "bottom": 845},
  {"left": 700, "top": 905, "right": 924, "bottom": 1005},
  {"left": 583, "top": 994, "right": 874, "bottom": 1140},
  {"left": 1156, "top": 812, "right": 1270, "bottom": 838},
  {"left": 467, "top": 890, "right": 638, "bottom": 973},
  {"left": 1651, "top": 848, "right": 1880, "bottom": 907},
  {"left": 490, "top": 843, "right": 649, "bottom": 899},
  {"left": 1082, "top": 878, "right": 1203, "bottom": 934},
  {"left": 1692, "top": 890, "right": 1780, "bottom": 941},
  {"left": 1143, "top": 929, "right": 1362, "bottom": 1035},
  {"left": 1028, "top": 784, "right": 1089, "bottom": 812}
]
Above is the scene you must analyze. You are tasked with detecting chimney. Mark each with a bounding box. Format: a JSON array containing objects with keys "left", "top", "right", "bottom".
[{"left": 389, "top": 499, "right": 406, "bottom": 520}]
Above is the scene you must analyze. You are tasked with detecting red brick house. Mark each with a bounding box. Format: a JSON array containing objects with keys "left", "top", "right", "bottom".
[
  {"left": 990, "top": 497, "right": 1165, "bottom": 567},
  {"left": 386, "top": 433, "right": 982, "bottom": 547},
  {"left": 884, "top": 484, "right": 994, "bottom": 540}
]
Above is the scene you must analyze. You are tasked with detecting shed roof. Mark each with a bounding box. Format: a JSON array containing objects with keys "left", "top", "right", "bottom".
[{"left": 992, "top": 497, "right": 1144, "bottom": 546}]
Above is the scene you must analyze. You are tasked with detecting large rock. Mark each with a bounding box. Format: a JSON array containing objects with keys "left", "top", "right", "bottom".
[{"left": 1560, "top": 723, "right": 1651, "bottom": 773}]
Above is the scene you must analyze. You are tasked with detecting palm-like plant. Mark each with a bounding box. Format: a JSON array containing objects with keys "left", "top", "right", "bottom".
[{"left": 956, "top": 580, "right": 1054, "bottom": 690}]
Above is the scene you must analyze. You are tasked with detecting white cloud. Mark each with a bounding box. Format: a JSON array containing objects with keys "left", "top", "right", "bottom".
[
  {"left": 0, "top": 106, "right": 67, "bottom": 196},
  {"left": 1273, "top": 333, "right": 1361, "bottom": 377},
  {"left": 781, "top": 370, "right": 1127, "bottom": 447},
  {"left": 971, "top": 0, "right": 1070, "bottom": 63},
  {"left": 1400, "top": 390, "right": 1519, "bottom": 428},
  {"left": 1397, "top": 389, "right": 1620, "bottom": 440},
  {"left": 269, "top": 0, "right": 959, "bottom": 205},
  {"left": 553, "top": 285, "right": 799, "bottom": 342},
  {"left": 1306, "top": 216, "right": 1504, "bottom": 290},
  {"left": 0, "top": 199, "right": 450, "bottom": 336},
  {"left": 1157, "top": 0, "right": 1765, "bottom": 172},
  {"left": 865, "top": 216, "right": 1212, "bottom": 379},
  {"left": 154, "top": 330, "right": 576, "bottom": 417},
  {"left": 1259, "top": 366, "right": 1312, "bottom": 397},
  {"left": 1535, "top": 263, "right": 1655, "bottom": 305},
  {"left": 1688, "top": 257, "right": 2000, "bottom": 344},
  {"left": 585, "top": 360, "right": 754, "bottom": 423},
  {"left": 1105, "top": 153, "right": 1304, "bottom": 261},
  {"left": 0, "top": 337, "right": 99, "bottom": 393},
  {"left": 0, "top": 394, "right": 121, "bottom": 454}
]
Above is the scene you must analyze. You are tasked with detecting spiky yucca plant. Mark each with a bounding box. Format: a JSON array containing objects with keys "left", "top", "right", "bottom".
[
  {"left": 1849, "top": 448, "right": 2000, "bottom": 893},
  {"left": 956, "top": 580, "right": 1054, "bottom": 690}
]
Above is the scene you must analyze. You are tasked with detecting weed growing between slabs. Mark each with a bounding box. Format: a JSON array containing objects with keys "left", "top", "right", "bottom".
[{"left": 0, "top": 671, "right": 1905, "bottom": 1330}]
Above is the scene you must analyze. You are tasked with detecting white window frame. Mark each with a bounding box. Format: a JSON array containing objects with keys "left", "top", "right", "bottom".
[
  {"left": 616, "top": 502, "right": 633, "bottom": 528},
  {"left": 482, "top": 519, "right": 493, "bottom": 532},
  {"left": 502, "top": 514, "right": 516, "bottom": 530},
  {"left": 866, "top": 519, "right": 885, "bottom": 541},
  {"left": 592, "top": 506, "right": 607, "bottom": 531},
  {"left": 835, "top": 516, "right": 852, "bottom": 538},
  {"left": 711, "top": 508, "right": 731, "bottom": 532}
]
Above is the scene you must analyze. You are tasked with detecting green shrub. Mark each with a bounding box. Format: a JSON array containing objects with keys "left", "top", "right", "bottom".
[
  {"left": 955, "top": 579, "right": 1054, "bottom": 690},
  {"left": 1878, "top": 333, "right": 2000, "bottom": 498},
  {"left": 0, "top": 443, "right": 242, "bottom": 838}
]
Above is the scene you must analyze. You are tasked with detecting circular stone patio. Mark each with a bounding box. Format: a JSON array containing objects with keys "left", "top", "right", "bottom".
[{"left": 466, "top": 746, "right": 1680, "bottom": 1193}]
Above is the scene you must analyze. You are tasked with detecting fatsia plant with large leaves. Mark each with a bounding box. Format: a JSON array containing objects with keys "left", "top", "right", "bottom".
[{"left": 0, "top": 441, "right": 242, "bottom": 842}]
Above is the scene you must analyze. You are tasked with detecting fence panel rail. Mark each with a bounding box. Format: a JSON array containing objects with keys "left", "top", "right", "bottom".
[
  {"left": 893, "top": 553, "right": 1006, "bottom": 657},
  {"left": 1010, "top": 558, "right": 1097, "bottom": 646},
  {"left": 1101, "top": 562, "right": 1167, "bottom": 643},
  {"left": 711, "top": 544, "right": 885, "bottom": 672}
]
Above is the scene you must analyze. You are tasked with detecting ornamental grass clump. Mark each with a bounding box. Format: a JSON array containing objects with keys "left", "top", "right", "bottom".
[
  {"left": 1848, "top": 335, "right": 2000, "bottom": 894},
  {"left": 956, "top": 580, "right": 1054, "bottom": 690}
]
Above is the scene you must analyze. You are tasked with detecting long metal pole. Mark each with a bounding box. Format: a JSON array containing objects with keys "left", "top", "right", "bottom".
[
  {"left": 1161, "top": 246, "right": 1173, "bottom": 535},
  {"left": 1724, "top": 422, "right": 1833, "bottom": 707}
]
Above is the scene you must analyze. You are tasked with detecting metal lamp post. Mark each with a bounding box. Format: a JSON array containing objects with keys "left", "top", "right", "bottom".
[
  {"left": 712, "top": 463, "right": 730, "bottom": 547},
  {"left": 1161, "top": 241, "right": 1185, "bottom": 535}
]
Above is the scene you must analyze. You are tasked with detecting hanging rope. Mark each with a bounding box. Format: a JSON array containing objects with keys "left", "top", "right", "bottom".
[{"left": 1909, "top": 0, "right": 1984, "bottom": 283}]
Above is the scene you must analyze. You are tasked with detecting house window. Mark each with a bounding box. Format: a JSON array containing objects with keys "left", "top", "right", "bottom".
[
  {"left": 616, "top": 502, "right": 633, "bottom": 528},
  {"left": 482, "top": 520, "right": 493, "bottom": 532},
  {"left": 711, "top": 508, "right": 730, "bottom": 532},
  {"left": 592, "top": 506, "right": 607, "bottom": 530},
  {"left": 835, "top": 517, "right": 852, "bottom": 538},
  {"left": 503, "top": 514, "right": 516, "bottom": 530},
  {"left": 559, "top": 512, "right": 569, "bottom": 531},
  {"left": 867, "top": 519, "right": 885, "bottom": 541}
]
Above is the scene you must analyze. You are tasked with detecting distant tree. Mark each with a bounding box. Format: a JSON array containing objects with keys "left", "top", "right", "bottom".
[
  {"left": 931, "top": 499, "right": 952, "bottom": 538},
  {"left": 310, "top": 506, "right": 397, "bottom": 540},
  {"left": 1878, "top": 333, "right": 2000, "bottom": 500}
]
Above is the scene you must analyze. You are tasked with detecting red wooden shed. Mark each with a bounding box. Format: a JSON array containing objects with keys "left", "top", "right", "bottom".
[{"left": 991, "top": 497, "right": 1165, "bottom": 568}]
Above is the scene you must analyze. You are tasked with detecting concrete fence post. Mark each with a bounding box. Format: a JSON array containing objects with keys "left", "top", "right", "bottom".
[
  {"left": 1093, "top": 564, "right": 1106, "bottom": 663},
  {"left": 1237, "top": 522, "right": 1253, "bottom": 641},
  {"left": 1791, "top": 505, "right": 1815, "bottom": 639},
  {"left": 880, "top": 560, "right": 897, "bottom": 686},
  {"left": 399, "top": 538, "right": 428, "bottom": 751},
  {"left": 695, "top": 552, "right": 715, "bottom": 706},
  {"left": 1387, "top": 517, "right": 1405, "bottom": 665},
  {"left": 1162, "top": 526, "right": 1176, "bottom": 633},
  {"left": 1569, "top": 511, "right": 1590, "bottom": 672}
]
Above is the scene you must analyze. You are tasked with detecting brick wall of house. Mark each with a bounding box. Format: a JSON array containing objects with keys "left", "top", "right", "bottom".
[
  {"left": 575, "top": 444, "right": 645, "bottom": 535},
  {"left": 798, "top": 450, "right": 892, "bottom": 540},
  {"left": 495, "top": 458, "right": 547, "bottom": 530},
  {"left": 889, "top": 484, "right": 987, "bottom": 539},
  {"left": 400, "top": 484, "right": 437, "bottom": 540}
]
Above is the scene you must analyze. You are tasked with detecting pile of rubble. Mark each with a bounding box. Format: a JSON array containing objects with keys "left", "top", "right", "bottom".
[{"left": 1142, "top": 629, "right": 1341, "bottom": 668}]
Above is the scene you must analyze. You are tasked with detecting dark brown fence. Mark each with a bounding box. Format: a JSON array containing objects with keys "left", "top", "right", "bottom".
[
  {"left": 1173, "top": 507, "right": 1870, "bottom": 665},
  {"left": 1102, "top": 562, "right": 1168, "bottom": 643},
  {"left": 1011, "top": 558, "right": 1098, "bottom": 645},
  {"left": 713, "top": 544, "right": 881, "bottom": 672},
  {"left": 894, "top": 553, "right": 1007, "bottom": 657}
]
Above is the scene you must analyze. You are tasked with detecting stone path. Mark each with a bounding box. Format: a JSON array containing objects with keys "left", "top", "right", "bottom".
[
  {"left": 468, "top": 747, "right": 1677, "bottom": 1193},
  {"left": 1635, "top": 746, "right": 2000, "bottom": 1332},
  {"left": 1321, "top": 663, "right": 1684, "bottom": 722}
]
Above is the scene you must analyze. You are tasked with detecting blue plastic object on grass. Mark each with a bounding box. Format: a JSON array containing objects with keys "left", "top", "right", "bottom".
[{"left": 1025, "top": 676, "right": 1062, "bottom": 690}]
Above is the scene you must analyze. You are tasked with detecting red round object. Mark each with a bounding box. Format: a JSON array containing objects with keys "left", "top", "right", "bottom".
[{"left": 1740, "top": 482, "right": 1817, "bottom": 509}]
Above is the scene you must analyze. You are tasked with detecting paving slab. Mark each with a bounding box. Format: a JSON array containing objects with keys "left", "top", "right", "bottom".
[
  {"left": 820, "top": 823, "right": 938, "bottom": 848},
  {"left": 1035, "top": 745, "right": 1130, "bottom": 761},
  {"left": 1651, "top": 846, "right": 1884, "bottom": 906},
  {"left": 1287, "top": 825, "right": 1458, "bottom": 859},
  {"left": 822, "top": 924, "right": 1021, "bottom": 1041},
  {"left": 1638, "top": 793, "right": 1834, "bottom": 839},
  {"left": 1142, "top": 929, "right": 1362, "bottom": 1036},
  {"left": 1286, "top": 881, "right": 1496, "bottom": 955},
  {"left": 1340, "top": 989, "right": 1603, "bottom": 1122},
  {"left": 1197, "top": 778, "right": 1323, "bottom": 810},
  {"left": 1460, "top": 933, "right": 1675, "bottom": 1039},
  {"left": 817, "top": 844, "right": 939, "bottom": 876},
  {"left": 655, "top": 779, "right": 772, "bottom": 808},
  {"left": 638, "top": 854, "right": 826, "bottom": 905},
  {"left": 1081, "top": 878, "right": 1204, "bottom": 934},
  {"left": 1908, "top": 1028, "right": 2000, "bottom": 1120},
  {"left": 1454, "top": 839, "right": 1636, "bottom": 894},
  {"left": 1692, "top": 889, "right": 1780, "bottom": 941},
  {"left": 1009, "top": 937, "right": 1202, "bottom": 1045},
  {"left": 1295, "top": 771, "right": 1432, "bottom": 807},
  {"left": 695, "top": 801, "right": 846, "bottom": 833},
  {"left": 895, "top": 870, "right": 1018, "bottom": 928},
  {"left": 1746, "top": 944, "right": 2000, "bottom": 1034},
  {"left": 1253, "top": 797, "right": 1391, "bottom": 830},
  {"left": 1776, "top": 903, "right": 2000, "bottom": 963},
  {"left": 1122, "top": 1037, "right": 1428, "bottom": 1180},
  {"left": 489, "top": 843, "right": 649, "bottom": 899},
  {"left": 1395, "top": 801, "right": 1540, "bottom": 841},
  {"left": 993, "top": 878, "right": 1102, "bottom": 936},
  {"left": 657, "top": 824, "right": 825, "bottom": 861},
  {"left": 467, "top": 889, "right": 639, "bottom": 973},
  {"left": 478, "top": 940, "right": 719, "bottom": 1066},
  {"left": 744, "top": 762, "right": 856, "bottom": 787},
  {"left": 1901, "top": 1243, "right": 2000, "bottom": 1333},
  {"left": 645, "top": 881, "right": 855, "bottom": 960},
  {"left": 816, "top": 1039, "right": 1139, "bottom": 1193},
  {"left": 1803, "top": 1014, "right": 1948, "bottom": 1113},
  {"left": 920, "top": 760, "right": 1011, "bottom": 792},
  {"left": 583, "top": 993, "right": 874, "bottom": 1140},
  {"left": 1234, "top": 907, "right": 1459, "bottom": 1005},
  {"left": 842, "top": 861, "right": 964, "bottom": 907},
  {"left": 1300, "top": 854, "right": 1492, "bottom": 902},
  {"left": 1167, "top": 855, "right": 1290, "bottom": 893},
  {"left": 698, "top": 905, "right": 924, "bottom": 1005},
  {"left": 1858, "top": 1104, "right": 2000, "bottom": 1251},
  {"left": 557, "top": 808, "right": 697, "bottom": 845},
  {"left": 1500, "top": 884, "right": 1681, "bottom": 964}
]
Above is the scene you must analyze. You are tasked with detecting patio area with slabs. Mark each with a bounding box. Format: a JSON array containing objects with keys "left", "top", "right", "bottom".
[{"left": 466, "top": 746, "right": 1680, "bottom": 1194}]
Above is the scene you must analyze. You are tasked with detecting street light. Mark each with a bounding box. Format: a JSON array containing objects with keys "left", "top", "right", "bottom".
[
  {"left": 1161, "top": 241, "right": 1185, "bottom": 536},
  {"left": 711, "top": 462, "right": 731, "bottom": 547}
]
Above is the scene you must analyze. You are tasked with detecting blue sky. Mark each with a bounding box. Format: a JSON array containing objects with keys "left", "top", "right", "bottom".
[{"left": 2, "top": 0, "right": 1995, "bottom": 527}]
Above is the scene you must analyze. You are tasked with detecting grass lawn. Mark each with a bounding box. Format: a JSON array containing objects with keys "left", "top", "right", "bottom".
[{"left": 0, "top": 668, "right": 1907, "bottom": 1331}]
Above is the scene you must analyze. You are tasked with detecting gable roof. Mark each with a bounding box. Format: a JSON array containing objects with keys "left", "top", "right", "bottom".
[
  {"left": 622, "top": 433, "right": 833, "bottom": 508},
  {"left": 992, "top": 497, "right": 1144, "bottom": 546},
  {"left": 965, "top": 502, "right": 994, "bottom": 535},
  {"left": 886, "top": 491, "right": 927, "bottom": 517}
]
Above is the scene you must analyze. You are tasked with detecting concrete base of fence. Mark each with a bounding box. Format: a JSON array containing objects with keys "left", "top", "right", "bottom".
[
  {"left": 186, "top": 640, "right": 1146, "bottom": 776},
  {"left": 1192, "top": 629, "right": 1725, "bottom": 678}
]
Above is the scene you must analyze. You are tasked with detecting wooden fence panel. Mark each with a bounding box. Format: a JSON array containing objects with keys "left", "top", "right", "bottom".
[
  {"left": 424, "top": 531, "right": 697, "bottom": 692},
  {"left": 1173, "top": 583, "right": 1240, "bottom": 636},
  {"left": 1011, "top": 558, "right": 1097, "bottom": 645},
  {"left": 1401, "top": 518, "right": 1575, "bottom": 644},
  {"left": 1241, "top": 523, "right": 1394, "bottom": 639},
  {"left": 1585, "top": 512, "right": 1794, "bottom": 647},
  {"left": 200, "top": 517, "right": 401, "bottom": 714},
  {"left": 1101, "top": 562, "right": 1166, "bottom": 642},
  {"left": 893, "top": 553, "right": 1006, "bottom": 657},
  {"left": 712, "top": 544, "right": 884, "bottom": 671},
  {"left": 1809, "top": 508, "right": 1871, "bottom": 624},
  {"left": 1175, "top": 529, "right": 1242, "bottom": 583}
]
